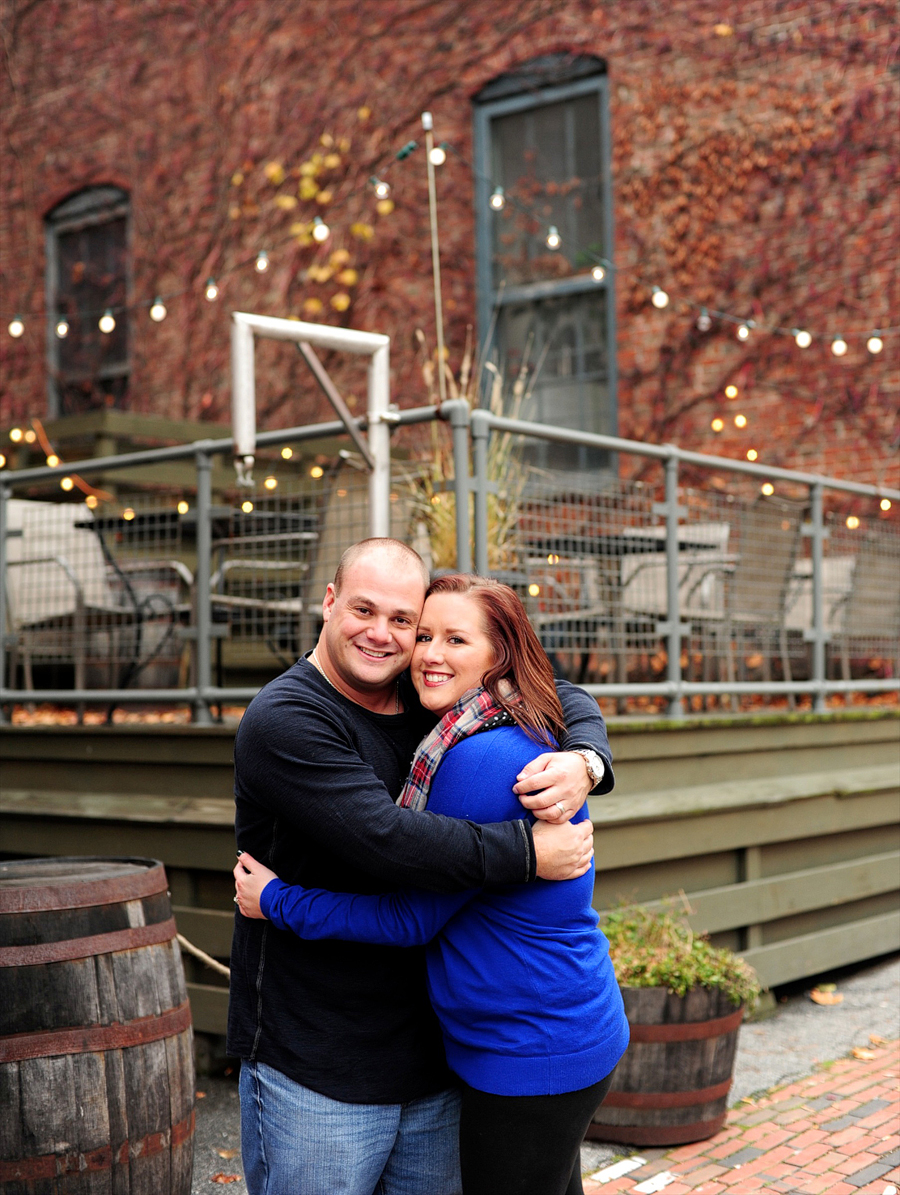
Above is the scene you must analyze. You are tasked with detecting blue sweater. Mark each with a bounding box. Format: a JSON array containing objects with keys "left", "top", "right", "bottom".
[{"left": 262, "top": 726, "right": 629, "bottom": 1097}]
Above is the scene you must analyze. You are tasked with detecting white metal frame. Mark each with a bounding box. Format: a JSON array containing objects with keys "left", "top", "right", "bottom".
[{"left": 230, "top": 312, "right": 393, "bottom": 536}]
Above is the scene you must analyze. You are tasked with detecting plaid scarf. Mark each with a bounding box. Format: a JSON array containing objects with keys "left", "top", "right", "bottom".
[{"left": 397, "top": 686, "right": 516, "bottom": 811}]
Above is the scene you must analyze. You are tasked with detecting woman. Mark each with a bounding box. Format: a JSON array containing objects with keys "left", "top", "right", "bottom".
[{"left": 235, "top": 574, "right": 629, "bottom": 1195}]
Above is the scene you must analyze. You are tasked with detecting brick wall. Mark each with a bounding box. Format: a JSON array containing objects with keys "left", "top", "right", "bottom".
[{"left": 0, "top": 0, "right": 896, "bottom": 490}]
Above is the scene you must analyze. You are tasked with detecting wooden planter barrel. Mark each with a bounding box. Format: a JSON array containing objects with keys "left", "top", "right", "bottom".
[
  {"left": 587, "top": 985, "right": 744, "bottom": 1146},
  {"left": 0, "top": 856, "right": 195, "bottom": 1193}
]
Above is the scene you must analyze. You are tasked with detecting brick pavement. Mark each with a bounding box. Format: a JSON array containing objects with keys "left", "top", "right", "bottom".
[{"left": 583, "top": 1039, "right": 900, "bottom": 1195}]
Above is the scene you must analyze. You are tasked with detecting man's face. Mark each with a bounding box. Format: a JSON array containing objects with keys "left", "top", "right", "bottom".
[{"left": 319, "top": 553, "right": 426, "bottom": 702}]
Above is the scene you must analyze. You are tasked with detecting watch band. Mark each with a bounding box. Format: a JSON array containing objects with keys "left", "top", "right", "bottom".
[{"left": 571, "top": 748, "right": 605, "bottom": 789}]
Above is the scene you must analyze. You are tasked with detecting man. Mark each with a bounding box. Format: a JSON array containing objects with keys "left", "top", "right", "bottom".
[{"left": 229, "top": 539, "right": 613, "bottom": 1195}]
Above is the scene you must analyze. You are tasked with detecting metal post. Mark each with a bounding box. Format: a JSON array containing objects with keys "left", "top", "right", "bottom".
[
  {"left": 443, "top": 400, "right": 472, "bottom": 573},
  {"left": 367, "top": 342, "right": 392, "bottom": 537},
  {"left": 193, "top": 451, "right": 214, "bottom": 725},
  {"left": 662, "top": 454, "right": 686, "bottom": 718},
  {"left": 809, "top": 483, "right": 827, "bottom": 713},
  {"left": 0, "top": 485, "right": 8, "bottom": 723},
  {"left": 422, "top": 112, "right": 447, "bottom": 407},
  {"left": 471, "top": 410, "right": 491, "bottom": 576}
]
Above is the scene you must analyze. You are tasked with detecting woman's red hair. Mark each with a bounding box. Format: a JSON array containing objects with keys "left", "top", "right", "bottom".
[{"left": 425, "top": 574, "right": 565, "bottom": 745}]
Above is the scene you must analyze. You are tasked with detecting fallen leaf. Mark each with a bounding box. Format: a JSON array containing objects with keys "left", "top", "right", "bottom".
[
  {"left": 216, "top": 1149, "right": 240, "bottom": 1159},
  {"left": 209, "top": 1175, "right": 242, "bottom": 1185},
  {"left": 851, "top": 1047, "right": 876, "bottom": 1060},
  {"left": 870, "top": 1034, "right": 889, "bottom": 1046},
  {"left": 809, "top": 988, "right": 844, "bottom": 1005}
]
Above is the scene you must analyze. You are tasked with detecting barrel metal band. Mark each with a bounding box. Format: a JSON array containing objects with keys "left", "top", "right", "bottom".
[
  {"left": 0, "top": 1110, "right": 195, "bottom": 1182},
  {"left": 626, "top": 1006, "right": 744, "bottom": 1042},
  {"left": 602, "top": 1076, "right": 733, "bottom": 1109},
  {"left": 0, "top": 863, "right": 168, "bottom": 914},
  {"left": 0, "top": 917, "right": 178, "bottom": 967},
  {"left": 0, "top": 999, "right": 192, "bottom": 1063},
  {"left": 586, "top": 1113, "right": 727, "bottom": 1146}
]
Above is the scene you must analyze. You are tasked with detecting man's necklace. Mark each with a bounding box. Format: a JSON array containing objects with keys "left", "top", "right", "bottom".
[{"left": 309, "top": 648, "right": 400, "bottom": 714}]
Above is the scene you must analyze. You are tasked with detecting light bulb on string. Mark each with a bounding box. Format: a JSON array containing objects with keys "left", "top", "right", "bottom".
[
  {"left": 696, "top": 308, "right": 711, "bottom": 332},
  {"left": 794, "top": 328, "right": 812, "bottom": 348},
  {"left": 867, "top": 334, "right": 884, "bottom": 354},
  {"left": 831, "top": 335, "right": 848, "bottom": 357},
  {"left": 0, "top": 454, "right": 6, "bottom": 468},
  {"left": 122, "top": 508, "right": 136, "bottom": 522},
  {"left": 734, "top": 413, "right": 748, "bottom": 428},
  {"left": 46, "top": 453, "right": 60, "bottom": 468},
  {"left": 428, "top": 144, "right": 447, "bottom": 166},
  {"left": 55, "top": 316, "right": 69, "bottom": 338},
  {"left": 845, "top": 515, "right": 860, "bottom": 529},
  {"left": 205, "top": 278, "right": 219, "bottom": 301},
  {"left": 98, "top": 309, "right": 116, "bottom": 334},
  {"left": 281, "top": 446, "right": 293, "bottom": 460},
  {"left": 241, "top": 500, "right": 254, "bottom": 514},
  {"left": 23, "top": 429, "right": 36, "bottom": 443},
  {"left": 264, "top": 476, "right": 278, "bottom": 491},
  {"left": 710, "top": 417, "right": 724, "bottom": 432},
  {"left": 255, "top": 250, "right": 270, "bottom": 273},
  {"left": 880, "top": 498, "right": 892, "bottom": 511},
  {"left": 746, "top": 449, "right": 759, "bottom": 461},
  {"left": 309, "top": 465, "right": 324, "bottom": 479},
  {"left": 725, "top": 384, "right": 739, "bottom": 399},
  {"left": 546, "top": 225, "right": 561, "bottom": 250},
  {"left": 651, "top": 286, "right": 669, "bottom": 309},
  {"left": 8, "top": 316, "right": 24, "bottom": 338},
  {"left": 177, "top": 500, "right": 189, "bottom": 515},
  {"left": 761, "top": 482, "right": 775, "bottom": 496},
  {"left": 9, "top": 428, "right": 23, "bottom": 443},
  {"left": 149, "top": 297, "right": 167, "bottom": 322},
  {"left": 490, "top": 187, "right": 505, "bottom": 210},
  {"left": 85, "top": 494, "right": 98, "bottom": 510},
  {"left": 370, "top": 177, "right": 391, "bottom": 199},
  {"left": 312, "top": 217, "right": 330, "bottom": 242},
  {"left": 591, "top": 264, "right": 606, "bottom": 283},
  {"left": 60, "top": 476, "right": 74, "bottom": 492},
  {"left": 736, "top": 322, "right": 752, "bottom": 341}
]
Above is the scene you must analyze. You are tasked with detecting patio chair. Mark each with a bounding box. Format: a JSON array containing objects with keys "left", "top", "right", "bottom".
[{"left": 829, "top": 532, "right": 900, "bottom": 680}]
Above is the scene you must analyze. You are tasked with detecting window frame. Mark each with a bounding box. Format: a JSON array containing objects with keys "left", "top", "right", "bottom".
[
  {"left": 472, "top": 68, "right": 617, "bottom": 441},
  {"left": 44, "top": 185, "right": 131, "bottom": 418}
]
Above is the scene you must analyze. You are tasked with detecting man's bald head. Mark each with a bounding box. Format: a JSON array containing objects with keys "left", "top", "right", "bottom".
[{"left": 333, "top": 538, "right": 429, "bottom": 595}]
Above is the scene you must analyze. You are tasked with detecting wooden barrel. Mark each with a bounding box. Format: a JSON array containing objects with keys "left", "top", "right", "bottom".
[
  {"left": 587, "top": 985, "right": 743, "bottom": 1146},
  {"left": 0, "top": 856, "right": 195, "bottom": 1193}
]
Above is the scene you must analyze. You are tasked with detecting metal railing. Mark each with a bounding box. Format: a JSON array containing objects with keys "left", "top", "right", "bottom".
[{"left": 1, "top": 401, "right": 898, "bottom": 721}]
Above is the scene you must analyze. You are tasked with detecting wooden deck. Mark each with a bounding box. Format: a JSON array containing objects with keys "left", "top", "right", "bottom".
[{"left": 1, "top": 710, "right": 898, "bottom": 1035}]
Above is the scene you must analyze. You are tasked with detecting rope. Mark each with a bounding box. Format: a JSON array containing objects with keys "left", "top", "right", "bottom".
[{"left": 176, "top": 932, "right": 231, "bottom": 978}]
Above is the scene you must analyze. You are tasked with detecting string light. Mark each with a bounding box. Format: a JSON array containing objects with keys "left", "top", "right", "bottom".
[
  {"left": 831, "top": 335, "right": 848, "bottom": 356},
  {"left": 696, "top": 307, "right": 711, "bottom": 332},
  {"left": 746, "top": 448, "right": 758, "bottom": 461},
  {"left": 428, "top": 144, "right": 447, "bottom": 166},
  {"left": 309, "top": 465, "right": 324, "bottom": 478},
  {"left": 241, "top": 499, "right": 254, "bottom": 513},
  {"left": 710, "top": 417, "right": 724, "bottom": 432},
  {"left": 60, "top": 476, "right": 74, "bottom": 491},
  {"left": 846, "top": 515, "right": 860, "bottom": 529},
  {"left": 761, "top": 482, "right": 775, "bottom": 496},
  {"left": 255, "top": 250, "right": 270, "bottom": 273},
  {"left": 149, "top": 297, "right": 167, "bottom": 322},
  {"left": 264, "top": 476, "right": 278, "bottom": 490},
  {"left": 312, "top": 217, "right": 330, "bottom": 242},
  {"left": 867, "top": 334, "right": 884, "bottom": 354},
  {"left": 794, "top": 328, "right": 812, "bottom": 348},
  {"left": 46, "top": 453, "right": 60, "bottom": 467},
  {"left": 489, "top": 186, "right": 505, "bottom": 210},
  {"left": 546, "top": 225, "right": 561, "bottom": 250},
  {"left": 23, "top": 429, "right": 36, "bottom": 443},
  {"left": 591, "top": 264, "right": 606, "bottom": 283},
  {"left": 725, "top": 384, "right": 739, "bottom": 399},
  {"left": 98, "top": 309, "right": 116, "bottom": 334},
  {"left": 55, "top": 317, "right": 69, "bottom": 338},
  {"left": 0, "top": 453, "right": 6, "bottom": 468},
  {"left": 370, "top": 177, "right": 391, "bottom": 199},
  {"left": 651, "top": 286, "right": 669, "bottom": 309},
  {"left": 205, "top": 278, "right": 219, "bottom": 301},
  {"left": 880, "top": 498, "right": 892, "bottom": 511},
  {"left": 528, "top": 584, "right": 541, "bottom": 597},
  {"left": 9, "top": 428, "right": 23, "bottom": 442},
  {"left": 281, "top": 446, "right": 293, "bottom": 460},
  {"left": 734, "top": 413, "right": 748, "bottom": 428},
  {"left": 122, "top": 507, "right": 136, "bottom": 521},
  {"left": 85, "top": 494, "right": 98, "bottom": 509},
  {"left": 736, "top": 322, "right": 752, "bottom": 341},
  {"left": 177, "top": 500, "right": 189, "bottom": 514},
  {"left": 8, "top": 316, "right": 24, "bottom": 338}
]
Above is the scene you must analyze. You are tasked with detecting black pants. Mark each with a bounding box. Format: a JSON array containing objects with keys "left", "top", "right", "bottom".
[{"left": 458, "top": 1069, "right": 616, "bottom": 1195}]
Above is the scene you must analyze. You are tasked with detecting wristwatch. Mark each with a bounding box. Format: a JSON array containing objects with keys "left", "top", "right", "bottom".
[{"left": 571, "top": 748, "right": 605, "bottom": 790}]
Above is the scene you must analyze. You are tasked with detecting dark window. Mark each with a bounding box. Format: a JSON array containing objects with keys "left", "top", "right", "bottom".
[
  {"left": 46, "top": 187, "right": 130, "bottom": 416},
  {"left": 473, "top": 56, "right": 615, "bottom": 474}
]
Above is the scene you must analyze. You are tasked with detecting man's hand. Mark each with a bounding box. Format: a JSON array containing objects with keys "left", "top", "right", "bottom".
[
  {"left": 514, "top": 751, "right": 595, "bottom": 823},
  {"left": 233, "top": 851, "right": 279, "bottom": 918},
  {"left": 532, "top": 818, "right": 594, "bottom": 881}
]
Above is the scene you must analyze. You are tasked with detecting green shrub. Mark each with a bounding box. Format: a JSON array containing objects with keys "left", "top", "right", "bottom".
[{"left": 601, "top": 904, "right": 761, "bottom": 1008}]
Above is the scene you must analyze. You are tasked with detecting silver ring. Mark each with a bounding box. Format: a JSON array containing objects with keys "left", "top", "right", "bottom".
[
  {"left": 234, "top": 895, "right": 240, "bottom": 905},
  {"left": 556, "top": 801, "right": 566, "bottom": 817}
]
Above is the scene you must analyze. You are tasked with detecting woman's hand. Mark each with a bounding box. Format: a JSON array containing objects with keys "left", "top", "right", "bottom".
[
  {"left": 513, "top": 751, "right": 595, "bottom": 822},
  {"left": 233, "top": 851, "right": 279, "bottom": 918}
]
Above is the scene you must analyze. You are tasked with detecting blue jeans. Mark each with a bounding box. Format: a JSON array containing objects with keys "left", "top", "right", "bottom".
[{"left": 239, "top": 1059, "right": 462, "bottom": 1195}]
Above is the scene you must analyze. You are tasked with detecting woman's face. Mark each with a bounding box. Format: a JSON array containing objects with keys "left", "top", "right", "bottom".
[{"left": 412, "top": 592, "right": 496, "bottom": 718}]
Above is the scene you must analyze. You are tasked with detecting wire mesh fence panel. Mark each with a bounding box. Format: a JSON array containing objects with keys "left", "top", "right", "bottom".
[{"left": 824, "top": 515, "right": 900, "bottom": 680}]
